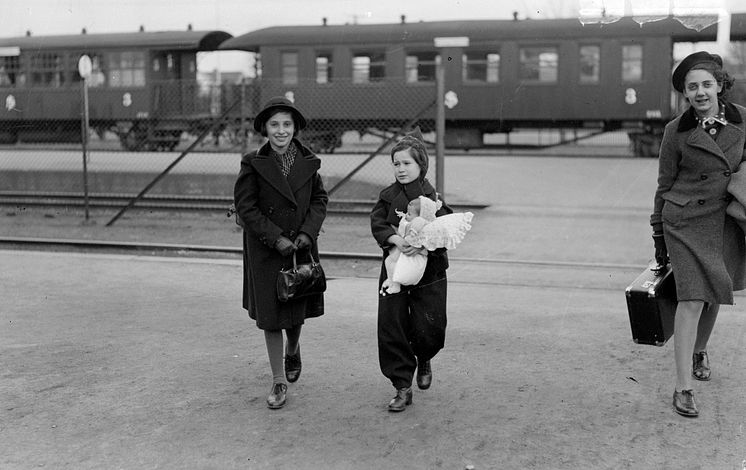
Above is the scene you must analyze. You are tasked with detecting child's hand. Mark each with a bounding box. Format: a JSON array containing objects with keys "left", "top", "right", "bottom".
[{"left": 390, "top": 235, "right": 419, "bottom": 255}]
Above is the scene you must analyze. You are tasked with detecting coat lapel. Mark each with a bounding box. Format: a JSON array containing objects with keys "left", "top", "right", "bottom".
[
  {"left": 251, "top": 154, "right": 296, "bottom": 204},
  {"left": 287, "top": 152, "right": 321, "bottom": 194},
  {"left": 687, "top": 126, "right": 726, "bottom": 161},
  {"left": 717, "top": 123, "right": 746, "bottom": 168}
]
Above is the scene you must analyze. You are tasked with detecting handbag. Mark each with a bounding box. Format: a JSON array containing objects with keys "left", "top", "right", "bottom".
[{"left": 276, "top": 251, "right": 327, "bottom": 302}]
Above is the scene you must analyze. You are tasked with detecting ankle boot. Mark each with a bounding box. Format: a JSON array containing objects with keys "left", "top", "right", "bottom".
[
  {"left": 416, "top": 360, "right": 432, "bottom": 390},
  {"left": 388, "top": 387, "right": 413, "bottom": 412}
]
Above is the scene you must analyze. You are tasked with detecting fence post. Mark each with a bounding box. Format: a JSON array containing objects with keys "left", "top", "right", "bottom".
[
  {"left": 435, "top": 56, "right": 445, "bottom": 197},
  {"left": 78, "top": 55, "right": 92, "bottom": 221}
]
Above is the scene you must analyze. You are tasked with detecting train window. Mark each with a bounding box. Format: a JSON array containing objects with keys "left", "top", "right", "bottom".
[
  {"left": 108, "top": 51, "right": 145, "bottom": 87},
  {"left": 71, "top": 53, "right": 105, "bottom": 88},
  {"left": 316, "top": 53, "right": 332, "bottom": 84},
  {"left": 519, "top": 47, "right": 558, "bottom": 83},
  {"left": 579, "top": 45, "right": 600, "bottom": 84},
  {"left": 405, "top": 52, "right": 438, "bottom": 83},
  {"left": 462, "top": 52, "right": 500, "bottom": 83},
  {"left": 282, "top": 52, "right": 298, "bottom": 85},
  {"left": 352, "top": 51, "right": 385, "bottom": 84},
  {"left": 622, "top": 44, "right": 643, "bottom": 82},
  {"left": 29, "top": 52, "right": 64, "bottom": 87},
  {"left": 0, "top": 56, "right": 21, "bottom": 87}
]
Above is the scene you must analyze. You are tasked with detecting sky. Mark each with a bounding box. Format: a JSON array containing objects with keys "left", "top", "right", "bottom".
[{"left": 1, "top": 0, "right": 744, "bottom": 72}]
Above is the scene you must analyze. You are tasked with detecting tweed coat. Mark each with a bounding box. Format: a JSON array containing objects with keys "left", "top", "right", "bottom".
[
  {"left": 651, "top": 101, "right": 746, "bottom": 304},
  {"left": 234, "top": 139, "right": 328, "bottom": 330}
]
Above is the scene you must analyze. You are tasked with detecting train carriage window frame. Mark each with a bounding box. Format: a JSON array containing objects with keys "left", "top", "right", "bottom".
[
  {"left": 281, "top": 51, "right": 298, "bottom": 86},
  {"left": 462, "top": 51, "right": 500, "bottom": 84},
  {"left": 315, "top": 52, "right": 333, "bottom": 84},
  {"left": 108, "top": 51, "right": 146, "bottom": 88},
  {"left": 518, "top": 46, "right": 558, "bottom": 83},
  {"left": 405, "top": 51, "right": 438, "bottom": 83},
  {"left": 29, "top": 52, "right": 65, "bottom": 88},
  {"left": 352, "top": 51, "right": 386, "bottom": 84},
  {"left": 621, "top": 44, "right": 643, "bottom": 83},
  {"left": 579, "top": 45, "right": 600, "bottom": 84},
  {"left": 0, "top": 54, "right": 21, "bottom": 87}
]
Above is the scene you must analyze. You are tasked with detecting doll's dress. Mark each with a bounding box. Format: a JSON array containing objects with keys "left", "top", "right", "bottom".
[
  {"left": 390, "top": 217, "right": 428, "bottom": 286},
  {"left": 404, "top": 211, "right": 474, "bottom": 251}
]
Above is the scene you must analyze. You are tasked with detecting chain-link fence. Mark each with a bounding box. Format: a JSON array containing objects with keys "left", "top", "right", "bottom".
[{"left": 1, "top": 76, "right": 636, "bottom": 207}]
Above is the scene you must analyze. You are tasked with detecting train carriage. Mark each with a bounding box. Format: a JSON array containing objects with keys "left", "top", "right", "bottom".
[
  {"left": 220, "top": 14, "right": 746, "bottom": 156},
  {"left": 0, "top": 28, "right": 231, "bottom": 150}
]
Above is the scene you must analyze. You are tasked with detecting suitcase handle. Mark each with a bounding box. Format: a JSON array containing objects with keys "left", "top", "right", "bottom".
[{"left": 651, "top": 262, "right": 669, "bottom": 276}]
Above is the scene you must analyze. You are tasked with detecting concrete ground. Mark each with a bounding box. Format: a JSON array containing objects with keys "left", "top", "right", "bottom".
[{"left": 2, "top": 155, "right": 746, "bottom": 469}]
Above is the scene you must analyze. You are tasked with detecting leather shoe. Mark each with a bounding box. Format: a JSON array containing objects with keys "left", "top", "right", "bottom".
[
  {"left": 416, "top": 360, "right": 432, "bottom": 390},
  {"left": 267, "top": 383, "right": 287, "bottom": 409},
  {"left": 285, "top": 348, "right": 302, "bottom": 383},
  {"left": 692, "top": 351, "right": 711, "bottom": 381},
  {"left": 672, "top": 389, "right": 698, "bottom": 417},
  {"left": 388, "top": 387, "right": 413, "bottom": 412}
]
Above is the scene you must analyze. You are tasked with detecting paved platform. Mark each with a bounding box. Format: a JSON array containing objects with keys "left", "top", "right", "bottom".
[{"left": 2, "top": 249, "right": 746, "bottom": 469}]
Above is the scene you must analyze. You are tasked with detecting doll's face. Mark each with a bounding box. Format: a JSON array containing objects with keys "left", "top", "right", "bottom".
[{"left": 405, "top": 199, "right": 420, "bottom": 221}]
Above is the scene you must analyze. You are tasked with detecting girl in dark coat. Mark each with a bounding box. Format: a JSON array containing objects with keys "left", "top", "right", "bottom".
[
  {"left": 652, "top": 52, "right": 746, "bottom": 418},
  {"left": 370, "top": 128, "right": 452, "bottom": 412},
  {"left": 234, "top": 97, "right": 328, "bottom": 409}
]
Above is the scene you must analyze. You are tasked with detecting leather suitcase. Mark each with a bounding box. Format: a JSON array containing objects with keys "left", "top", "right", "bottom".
[{"left": 625, "top": 262, "right": 677, "bottom": 346}]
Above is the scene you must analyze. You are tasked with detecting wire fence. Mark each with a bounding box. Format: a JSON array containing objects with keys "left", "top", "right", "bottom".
[{"left": 0, "top": 77, "right": 635, "bottom": 205}]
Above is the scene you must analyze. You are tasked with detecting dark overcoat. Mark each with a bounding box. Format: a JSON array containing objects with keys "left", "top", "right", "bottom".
[
  {"left": 651, "top": 101, "right": 746, "bottom": 304},
  {"left": 234, "top": 139, "right": 328, "bottom": 330}
]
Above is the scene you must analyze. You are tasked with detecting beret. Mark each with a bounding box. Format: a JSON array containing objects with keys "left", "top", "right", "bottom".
[{"left": 672, "top": 51, "right": 723, "bottom": 93}]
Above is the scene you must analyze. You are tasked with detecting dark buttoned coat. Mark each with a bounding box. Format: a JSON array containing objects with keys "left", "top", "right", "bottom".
[
  {"left": 234, "top": 139, "right": 328, "bottom": 330},
  {"left": 651, "top": 101, "right": 746, "bottom": 304}
]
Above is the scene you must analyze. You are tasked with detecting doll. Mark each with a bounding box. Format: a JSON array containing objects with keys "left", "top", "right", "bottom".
[{"left": 381, "top": 195, "right": 473, "bottom": 295}]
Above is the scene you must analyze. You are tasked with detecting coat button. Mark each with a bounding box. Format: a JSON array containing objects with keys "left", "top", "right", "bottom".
[
  {"left": 724, "top": 170, "right": 731, "bottom": 176},
  {"left": 698, "top": 199, "right": 706, "bottom": 205},
  {"left": 700, "top": 174, "right": 708, "bottom": 180}
]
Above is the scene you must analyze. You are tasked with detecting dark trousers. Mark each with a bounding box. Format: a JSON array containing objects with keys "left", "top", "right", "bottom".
[{"left": 377, "top": 276, "right": 447, "bottom": 389}]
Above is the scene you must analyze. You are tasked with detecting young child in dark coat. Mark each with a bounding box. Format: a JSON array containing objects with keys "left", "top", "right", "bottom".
[{"left": 369, "top": 128, "right": 452, "bottom": 412}]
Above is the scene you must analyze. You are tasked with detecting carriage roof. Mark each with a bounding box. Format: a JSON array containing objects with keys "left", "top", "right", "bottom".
[
  {"left": 0, "top": 30, "right": 233, "bottom": 52},
  {"left": 219, "top": 15, "right": 736, "bottom": 52}
]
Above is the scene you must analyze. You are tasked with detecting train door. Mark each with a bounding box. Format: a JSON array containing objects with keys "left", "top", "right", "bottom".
[{"left": 151, "top": 51, "right": 182, "bottom": 116}]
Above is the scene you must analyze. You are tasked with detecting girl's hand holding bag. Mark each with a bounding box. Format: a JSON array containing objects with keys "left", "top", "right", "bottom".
[{"left": 277, "top": 251, "right": 327, "bottom": 302}]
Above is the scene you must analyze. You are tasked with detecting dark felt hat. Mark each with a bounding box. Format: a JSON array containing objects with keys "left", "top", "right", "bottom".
[
  {"left": 253, "top": 96, "right": 307, "bottom": 132},
  {"left": 672, "top": 51, "right": 723, "bottom": 93}
]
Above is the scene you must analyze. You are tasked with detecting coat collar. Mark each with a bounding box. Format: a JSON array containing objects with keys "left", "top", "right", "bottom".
[
  {"left": 677, "top": 101, "right": 746, "bottom": 169},
  {"left": 250, "top": 139, "right": 320, "bottom": 205},
  {"left": 677, "top": 100, "right": 743, "bottom": 132}
]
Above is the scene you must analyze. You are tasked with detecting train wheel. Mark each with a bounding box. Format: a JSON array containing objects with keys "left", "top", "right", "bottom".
[{"left": 119, "top": 124, "right": 148, "bottom": 151}]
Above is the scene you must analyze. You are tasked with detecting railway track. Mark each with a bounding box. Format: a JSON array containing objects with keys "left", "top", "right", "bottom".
[
  {"left": 0, "top": 235, "right": 640, "bottom": 270},
  {"left": 0, "top": 192, "right": 488, "bottom": 214}
]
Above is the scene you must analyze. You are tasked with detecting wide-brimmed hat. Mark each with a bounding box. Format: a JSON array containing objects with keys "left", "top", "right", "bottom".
[
  {"left": 672, "top": 51, "right": 723, "bottom": 93},
  {"left": 253, "top": 96, "right": 307, "bottom": 132}
]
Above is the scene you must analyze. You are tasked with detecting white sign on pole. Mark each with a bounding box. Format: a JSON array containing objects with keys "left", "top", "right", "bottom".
[{"left": 78, "top": 54, "right": 92, "bottom": 79}]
